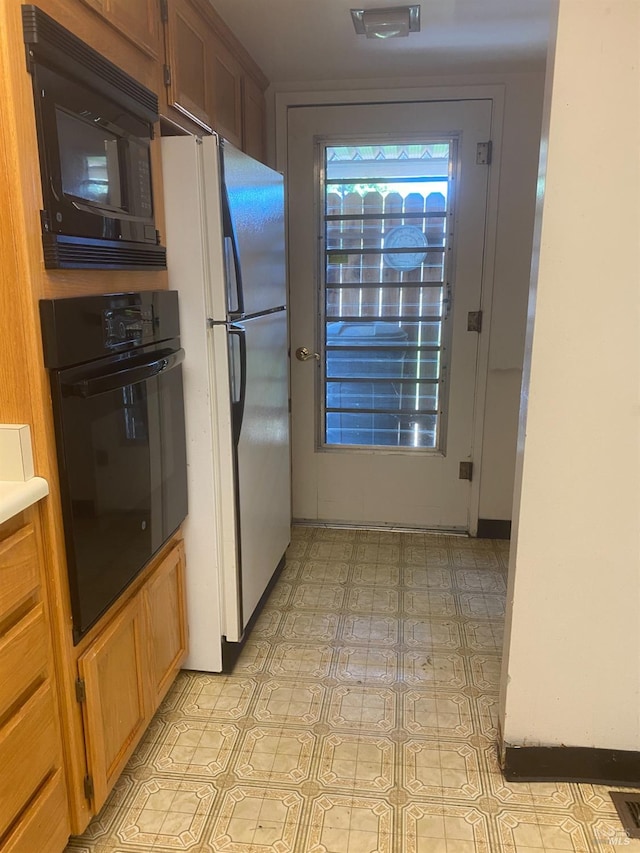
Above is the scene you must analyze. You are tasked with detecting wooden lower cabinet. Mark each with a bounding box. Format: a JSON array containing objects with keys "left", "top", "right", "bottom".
[
  {"left": 0, "top": 683, "right": 60, "bottom": 839},
  {"left": 145, "top": 541, "right": 188, "bottom": 707},
  {"left": 76, "top": 539, "right": 187, "bottom": 815},
  {"left": 1, "top": 771, "right": 69, "bottom": 853},
  {"left": 78, "top": 596, "right": 149, "bottom": 813},
  {"left": 0, "top": 507, "right": 69, "bottom": 853}
]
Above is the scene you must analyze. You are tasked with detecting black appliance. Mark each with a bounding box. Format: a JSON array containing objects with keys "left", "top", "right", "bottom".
[
  {"left": 40, "top": 291, "right": 188, "bottom": 643},
  {"left": 22, "top": 5, "right": 166, "bottom": 270}
]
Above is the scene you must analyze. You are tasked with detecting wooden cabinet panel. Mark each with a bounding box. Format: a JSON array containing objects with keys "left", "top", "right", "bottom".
[
  {"left": 1, "top": 769, "right": 69, "bottom": 853},
  {"left": 0, "top": 603, "right": 47, "bottom": 718},
  {"left": 0, "top": 682, "right": 58, "bottom": 838},
  {"left": 0, "top": 523, "right": 39, "bottom": 621},
  {"left": 212, "top": 40, "right": 243, "bottom": 147},
  {"left": 78, "top": 596, "right": 148, "bottom": 813},
  {"left": 77, "top": 539, "right": 186, "bottom": 814},
  {"left": 80, "top": 0, "right": 161, "bottom": 58},
  {"left": 166, "top": 0, "right": 214, "bottom": 130},
  {"left": 0, "top": 505, "right": 68, "bottom": 845},
  {"left": 242, "top": 74, "right": 266, "bottom": 163},
  {"left": 145, "top": 542, "right": 187, "bottom": 706},
  {"left": 161, "top": 0, "right": 269, "bottom": 152}
]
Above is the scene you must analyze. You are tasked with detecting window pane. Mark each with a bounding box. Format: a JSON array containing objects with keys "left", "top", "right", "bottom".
[
  {"left": 322, "top": 141, "right": 455, "bottom": 451},
  {"left": 326, "top": 412, "right": 438, "bottom": 448},
  {"left": 326, "top": 349, "right": 440, "bottom": 381}
]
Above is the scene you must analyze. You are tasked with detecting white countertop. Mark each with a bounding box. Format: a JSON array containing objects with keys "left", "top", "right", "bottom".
[{"left": 0, "top": 477, "right": 49, "bottom": 525}]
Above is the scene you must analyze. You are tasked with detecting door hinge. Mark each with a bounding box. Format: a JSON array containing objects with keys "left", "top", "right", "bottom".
[
  {"left": 75, "top": 677, "right": 86, "bottom": 703},
  {"left": 476, "top": 141, "right": 492, "bottom": 165},
  {"left": 288, "top": 398, "right": 292, "bottom": 414},
  {"left": 159, "top": 0, "right": 168, "bottom": 22},
  {"left": 467, "top": 310, "right": 482, "bottom": 332},
  {"left": 163, "top": 64, "right": 172, "bottom": 87},
  {"left": 84, "top": 775, "right": 94, "bottom": 801},
  {"left": 459, "top": 461, "right": 473, "bottom": 481}
]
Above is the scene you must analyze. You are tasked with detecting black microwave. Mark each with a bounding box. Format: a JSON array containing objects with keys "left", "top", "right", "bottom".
[{"left": 22, "top": 5, "right": 166, "bottom": 270}]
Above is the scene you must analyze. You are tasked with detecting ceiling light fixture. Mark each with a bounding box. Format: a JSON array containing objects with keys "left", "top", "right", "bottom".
[{"left": 351, "top": 5, "right": 420, "bottom": 39}]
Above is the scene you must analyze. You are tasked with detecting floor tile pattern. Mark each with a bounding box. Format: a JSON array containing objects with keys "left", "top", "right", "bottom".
[{"left": 65, "top": 527, "right": 638, "bottom": 853}]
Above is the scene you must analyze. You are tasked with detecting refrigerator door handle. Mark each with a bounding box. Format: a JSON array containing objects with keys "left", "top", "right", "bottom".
[
  {"left": 222, "top": 187, "right": 244, "bottom": 317},
  {"left": 228, "top": 324, "right": 247, "bottom": 444}
]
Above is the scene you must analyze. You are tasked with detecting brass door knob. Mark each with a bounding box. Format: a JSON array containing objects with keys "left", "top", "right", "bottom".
[{"left": 295, "top": 346, "right": 320, "bottom": 362}]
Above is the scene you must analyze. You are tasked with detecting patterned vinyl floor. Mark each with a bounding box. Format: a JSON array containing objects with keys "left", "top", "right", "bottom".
[{"left": 65, "top": 526, "right": 638, "bottom": 852}]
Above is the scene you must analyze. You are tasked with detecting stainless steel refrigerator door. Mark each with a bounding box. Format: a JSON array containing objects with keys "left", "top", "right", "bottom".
[
  {"left": 221, "top": 141, "right": 287, "bottom": 317},
  {"left": 229, "top": 309, "right": 291, "bottom": 634}
]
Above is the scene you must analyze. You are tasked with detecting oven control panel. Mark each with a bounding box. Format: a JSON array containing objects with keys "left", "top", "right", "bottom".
[
  {"left": 103, "top": 305, "right": 154, "bottom": 349},
  {"left": 40, "top": 290, "right": 180, "bottom": 368}
]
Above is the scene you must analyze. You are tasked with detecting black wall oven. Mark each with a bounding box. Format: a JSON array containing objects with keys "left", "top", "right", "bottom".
[{"left": 40, "top": 291, "right": 188, "bottom": 643}]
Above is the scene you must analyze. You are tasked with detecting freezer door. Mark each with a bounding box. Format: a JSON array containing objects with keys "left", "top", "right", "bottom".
[
  {"left": 230, "top": 309, "right": 291, "bottom": 636},
  {"left": 221, "top": 141, "right": 287, "bottom": 316}
]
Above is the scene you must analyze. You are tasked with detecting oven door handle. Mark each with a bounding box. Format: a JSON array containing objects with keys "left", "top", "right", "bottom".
[{"left": 63, "top": 349, "right": 185, "bottom": 398}]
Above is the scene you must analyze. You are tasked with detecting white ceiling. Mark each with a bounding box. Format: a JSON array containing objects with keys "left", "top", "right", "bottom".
[{"left": 209, "top": 0, "right": 553, "bottom": 86}]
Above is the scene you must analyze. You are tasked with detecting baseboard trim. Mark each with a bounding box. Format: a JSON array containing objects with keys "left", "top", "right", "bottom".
[
  {"left": 503, "top": 745, "right": 640, "bottom": 788},
  {"left": 477, "top": 518, "right": 511, "bottom": 539}
]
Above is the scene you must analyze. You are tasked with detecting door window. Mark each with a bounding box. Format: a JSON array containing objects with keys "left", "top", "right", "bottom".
[{"left": 321, "top": 141, "right": 457, "bottom": 450}]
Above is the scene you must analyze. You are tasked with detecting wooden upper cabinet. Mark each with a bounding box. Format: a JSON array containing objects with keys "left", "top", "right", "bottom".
[
  {"left": 162, "top": 0, "right": 268, "bottom": 160},
  {"left": 212, "top": 39, "right": 243, "bottom": 148},
  {"left": 242, "top": 74, "right": 266, "bottom": 163},
  {"left": 165, "top": 0, "right": 214, "bottom": 130},
  {"left": 80, "top": 0, "right": 162, "bottom": 59}
]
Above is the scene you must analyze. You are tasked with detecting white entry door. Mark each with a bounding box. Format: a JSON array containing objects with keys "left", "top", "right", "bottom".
[{"left": 288, "top": 100, "right": 492, "bottom": 530}]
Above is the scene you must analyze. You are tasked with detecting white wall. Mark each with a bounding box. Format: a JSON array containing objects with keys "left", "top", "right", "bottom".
[
  {"left": 272, "top": 71, "right": 545, "bottom": 522},
  {"left": 501, "top": 0, "right": 640, "bottom": 751}
]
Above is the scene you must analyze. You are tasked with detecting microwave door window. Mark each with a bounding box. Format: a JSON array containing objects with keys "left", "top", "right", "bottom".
[{"left": 56, "top": 108, "right": 123, "bottom": 209}]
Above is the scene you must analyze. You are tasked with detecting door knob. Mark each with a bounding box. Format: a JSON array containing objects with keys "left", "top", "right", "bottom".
[{"left": 295, "top": 346, "right": 320, "bottom": 362}]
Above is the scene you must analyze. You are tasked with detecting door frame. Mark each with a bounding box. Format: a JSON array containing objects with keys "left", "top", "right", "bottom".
[{"left": 275, "top": 84, "right": 506, "bottom": 535}]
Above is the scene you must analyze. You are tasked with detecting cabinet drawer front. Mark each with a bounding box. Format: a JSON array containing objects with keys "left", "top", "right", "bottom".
[
  {"left": 0, "top": 683, "right": 58, "bottom": 838},
  {"left": 1, "top": 769, "right": 69, "bottom": 853},
  {"left": 0, "top": 524, "right": 39, "bottom": 622},
  {"left": 0, "top": 604, "right": 47, "bottom": 719}
]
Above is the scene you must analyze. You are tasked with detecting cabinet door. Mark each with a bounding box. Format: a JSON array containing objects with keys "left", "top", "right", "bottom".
[
  {"left": 80, "top": 0, "right": 161, "bottom": 58},
  {"left": 165, "top": 0, "right": 214, "bottom": 130},
  {"left": 242, "top": 75, "right": 266, "bottom": 163},
  {"left": 78, "top": 596, "right": 149, "bottom": 813},
  {"left": 212, "top": 39, "right": 243, "bottom": 147},
  {"left": 145, "top": 542, "right": 188, "bottom": 706}
]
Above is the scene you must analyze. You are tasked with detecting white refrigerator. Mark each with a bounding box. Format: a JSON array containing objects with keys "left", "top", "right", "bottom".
[{"left": 161, "top": 134, "right": 291, "bottom": 672}]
